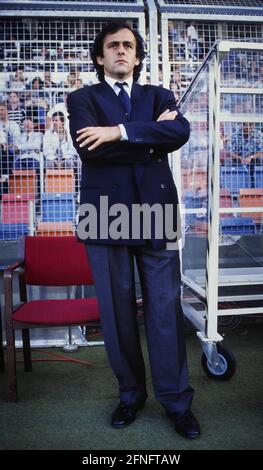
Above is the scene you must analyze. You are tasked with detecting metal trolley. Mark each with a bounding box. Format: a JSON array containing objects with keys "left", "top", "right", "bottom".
[{"left": 176, "top": 41, "right": 263, "bottom": 380}]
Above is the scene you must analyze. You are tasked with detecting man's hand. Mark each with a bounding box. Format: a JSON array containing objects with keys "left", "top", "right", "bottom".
[
  {"left": 76, "top": 126, "right": 121, "bottom": 151},
  {"left": 242, "top": 155, "right": 253, "bottom": 164},
  {"left": 157, "top": 109, "right": 178, "bottom": 121}
]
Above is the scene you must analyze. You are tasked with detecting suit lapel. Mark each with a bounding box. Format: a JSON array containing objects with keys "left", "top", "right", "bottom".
[
  {"left": 130, "top": 82, "right": 145, "bottom": 121},
  {"left": 97, "top": 81, "right": 146, "bottom": 123},
  {"left": 98, "top": 80, "right": 128, "bottom": 123}
]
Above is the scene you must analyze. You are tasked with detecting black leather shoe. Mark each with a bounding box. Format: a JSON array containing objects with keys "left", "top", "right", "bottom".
[
  {"left": 167, "top": 410, "right": 200, "bottom": 439},
  {"left": 111, "top": 400, "right": 146, "bottom": 429}
]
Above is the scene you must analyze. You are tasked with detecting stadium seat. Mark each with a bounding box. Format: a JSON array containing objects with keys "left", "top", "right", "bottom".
[
  {"left": 9, "top": 170, "right": 37, "bottom": 198},
  {"left": 220, "top": 188, "right": 233, "bottom": 218},
  {"left": 239, "top": 188, "right": 263, "bottom": 224},
  {"left": 254, "top": 166, "right": 263, "bottom": 189},
  {"left": 220, "top": 165, "right": 250, "bottom": 195},
  {"left": 0, "top": 223, "right": 29, "bottom": 240},
  {"left": 193, "top": 220, "right": 208, "bottom": 234},
  {"left": 183, "top": 190, "right": 207, "bottom": 226},
  {"left": 220, "top": 216, "right": 256, "bottom": 235},
  {"left": 45, "top": 169, "right": 75, "bottom": 193},
  {"left": 36, "top": 221, "right": 74, "bottom": 236},
  {"left": 41, "top": 192, "right": 75, "bottom": 222},
  {"left": 1, "top": 193, "right": 34, "bottom": 224}
]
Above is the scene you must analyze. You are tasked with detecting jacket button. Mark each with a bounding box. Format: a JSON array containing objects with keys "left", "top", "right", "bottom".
[
  {"left": 160, "top": 183, "right": 166, "bottom": 189},
  {"left": 157, "top": 158, "right": 162, "bottom": 163},
  {"left": 112, "top": 183, "right": 119, "bottom": 188}
]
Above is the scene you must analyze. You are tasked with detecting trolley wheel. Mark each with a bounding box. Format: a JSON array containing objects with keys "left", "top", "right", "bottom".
[{"left": 201, "top": 344, "right": 237, "bottom": 380}]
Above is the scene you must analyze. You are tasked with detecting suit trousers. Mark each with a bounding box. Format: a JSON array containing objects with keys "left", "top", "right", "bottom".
[{"left": 86, "top": 243, "right": 194, "bottom": 414}]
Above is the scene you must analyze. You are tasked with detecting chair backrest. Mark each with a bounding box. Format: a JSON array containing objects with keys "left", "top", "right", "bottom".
[
  {"left": 239, "top": 188, "right": 263, "bottom": 205},
  {"left": 24, "top": 236, "right": 94, "bottom": 286}
]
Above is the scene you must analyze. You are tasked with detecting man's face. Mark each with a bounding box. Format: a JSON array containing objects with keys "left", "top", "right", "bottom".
[
  {"left": 16, "top": 70, "right": 24, "bottom": 80},
  {"left": 24, "top": 119, "right": 34, "bottom": 133},
  {"left": 0, "top": 105, "right": 7, "bottom": 119},
  {"left": 52, "top": 116, "right": 63, "bottom": 131},
  {"left": 9, "top": 93, "right": 18, "bottom": 107},
  {"left": 96, "top": 28, "right": 140, "bottom": 80},
  {"left": 75, "top": 79, "right": 83, "bottom": 89},
  {"left": 243, "top": 123, "right": 254, "bottom": 135}
]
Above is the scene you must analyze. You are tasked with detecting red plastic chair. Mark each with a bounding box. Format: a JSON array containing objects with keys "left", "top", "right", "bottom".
[{"left": 4, "top": 236, "right": 100, "bottom": 402}]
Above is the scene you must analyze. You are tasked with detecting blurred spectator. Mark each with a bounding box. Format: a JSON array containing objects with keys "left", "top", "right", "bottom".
[
  {"left": 220, "top": 125, "right": 232, "bottom": 165},
  {"left": 14, "top": 118, "right": 42, "bottom": 169},
  {"left": 48, "top": 91, "right": 69, "bottom": 132},
  {"left": 27, "top": 77, "right": 45, "bottom": 95},
  {"left": 44, "top": 115, "right": 52, "bottom": 132},
  {"left": 0, "top": 100, "right": 21, "bottom": 175},
  {"left": 224, "top": 123, "right": 263, "bottom": 187},
  {"left": 74, "top": 78, "right": 83, "bottom": 89},
  {"left": 25, "top": 77, "right": 47, "bottom": 131},
  {"left": 26, "top": 77, "right": 45, "bottom": 99},
  {"left": 170, "top": 69, "right": 181, "bottom": 101},
  {"left": 226, "top": 123, "right": 263, "bottom": 165},
  {"left": 64, "top": 70, "right": 80, "bottom": 88},
  {"left": 176, "top": 31, "right": 187, "bottom": 60},
  {"left": 186, "top": 22, "right": 199, "bottom": 60},
  {"left": 171, "top": 69, "right": 181, "bottom": 91},
  {"left": 43, "top": 72, "right": 57, "bottom": 110},
  {"left": 44, "top": 71, "right": 57, "bottom": 88},
  {"left": 8, "top": 66, "right": 28, "bottom": 91},
  {"left": 56, "top": 46, "right": 64, "bottom": 61},
  {"left": 7, "top": 91, "right": 26, "bottom": 131},
  {"left": 168, "top": 21, "right": 179, "bottom": 44},
  {"left": 40, "top": 46, "right": 50, "bottom": 61},
  {"left": 43, "top": 111, "right": 77, "bottom": 169},
  {"left": 168, "top": 21, "right": 179, "bottom": 60},
  {"left": 254, "top": 64, "right": 263, "bottom": 88}
]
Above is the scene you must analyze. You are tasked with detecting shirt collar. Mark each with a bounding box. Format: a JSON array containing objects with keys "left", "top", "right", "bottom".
[{"left": 104, "top": 75, "right": 133, "bottom": 97}]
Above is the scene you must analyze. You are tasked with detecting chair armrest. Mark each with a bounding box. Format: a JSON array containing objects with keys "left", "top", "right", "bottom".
[
  {"left": 4, "top": 260, "right": 23, "bottom": 272},
  {"left": 4, "top": 261, "right": 25, "bottom": 326}
]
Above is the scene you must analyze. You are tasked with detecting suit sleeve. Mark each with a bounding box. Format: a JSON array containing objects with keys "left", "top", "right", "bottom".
[
  {"left": 124, "top": 89, "right": 190, "bottom": 155},
  {"left": 67, "top": 90, "right": 152, "bottom": 165}
]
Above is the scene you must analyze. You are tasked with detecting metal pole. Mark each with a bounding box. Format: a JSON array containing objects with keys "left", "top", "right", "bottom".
[
  {"left": 161, "top": 14, "right": 170, "bottom": 88},
  {"left": 146, "top": 0, "right": 159, "bottom": 85},
  {"left": 205, "top": 47, "right": 221, "bottom": 342}
]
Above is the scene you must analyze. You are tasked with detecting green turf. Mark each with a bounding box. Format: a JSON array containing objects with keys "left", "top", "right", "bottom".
[{"left": 0, "top": 321, "right": 262, "bottom": 450}]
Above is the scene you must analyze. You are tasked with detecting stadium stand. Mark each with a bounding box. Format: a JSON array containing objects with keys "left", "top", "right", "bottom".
[{"left": 0, "top": 1, "right": 262, "bottom": 239}]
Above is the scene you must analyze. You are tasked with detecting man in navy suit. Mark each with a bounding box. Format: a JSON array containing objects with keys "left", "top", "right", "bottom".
[{"left": 67, "top": 22, "right": 200, "bottom": 439}]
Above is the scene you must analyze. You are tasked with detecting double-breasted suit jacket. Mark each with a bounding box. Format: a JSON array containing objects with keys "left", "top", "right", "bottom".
[{"left": 67, "top": 80, "right": 190, "bottom": 248}]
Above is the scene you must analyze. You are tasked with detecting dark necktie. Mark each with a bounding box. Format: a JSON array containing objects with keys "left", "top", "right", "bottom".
[{"left": 116, "top": 82, "right": 132, "bottom": 119}]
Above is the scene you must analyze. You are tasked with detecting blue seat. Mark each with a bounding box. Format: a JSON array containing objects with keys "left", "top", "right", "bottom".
[
  {"left": 254, "top": 166, "right": 263, "bottom": 189},
  {"left": 14, "top": 157, "right": 40, "bottom": 170},
  {"left": 220, "top": 217, "right": 256, "bottom": 235},
  {"left": 220, "top": 166, "right": 250, "bottom": 195},
  {"left": 41, "top": 192, "right": 75, "bottom": 222},
  {"left": 0, "top": 223, "right": 29, "bottom": 240},
  {"left": 183, "top": 191, "right": 207, "bottom": 226}
]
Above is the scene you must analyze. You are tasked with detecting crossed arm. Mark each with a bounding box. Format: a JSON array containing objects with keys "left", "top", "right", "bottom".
[
  {"left": 76, "top": 109, "right": 178, "bottom": 151},
  {"left": 67, "top": 89, "right": 189, "bottom": 164}
]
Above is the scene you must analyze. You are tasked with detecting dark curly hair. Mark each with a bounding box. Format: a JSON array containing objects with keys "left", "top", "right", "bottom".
[{"left": 90, "top": 22, "right": 145, "bottom": 82}]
